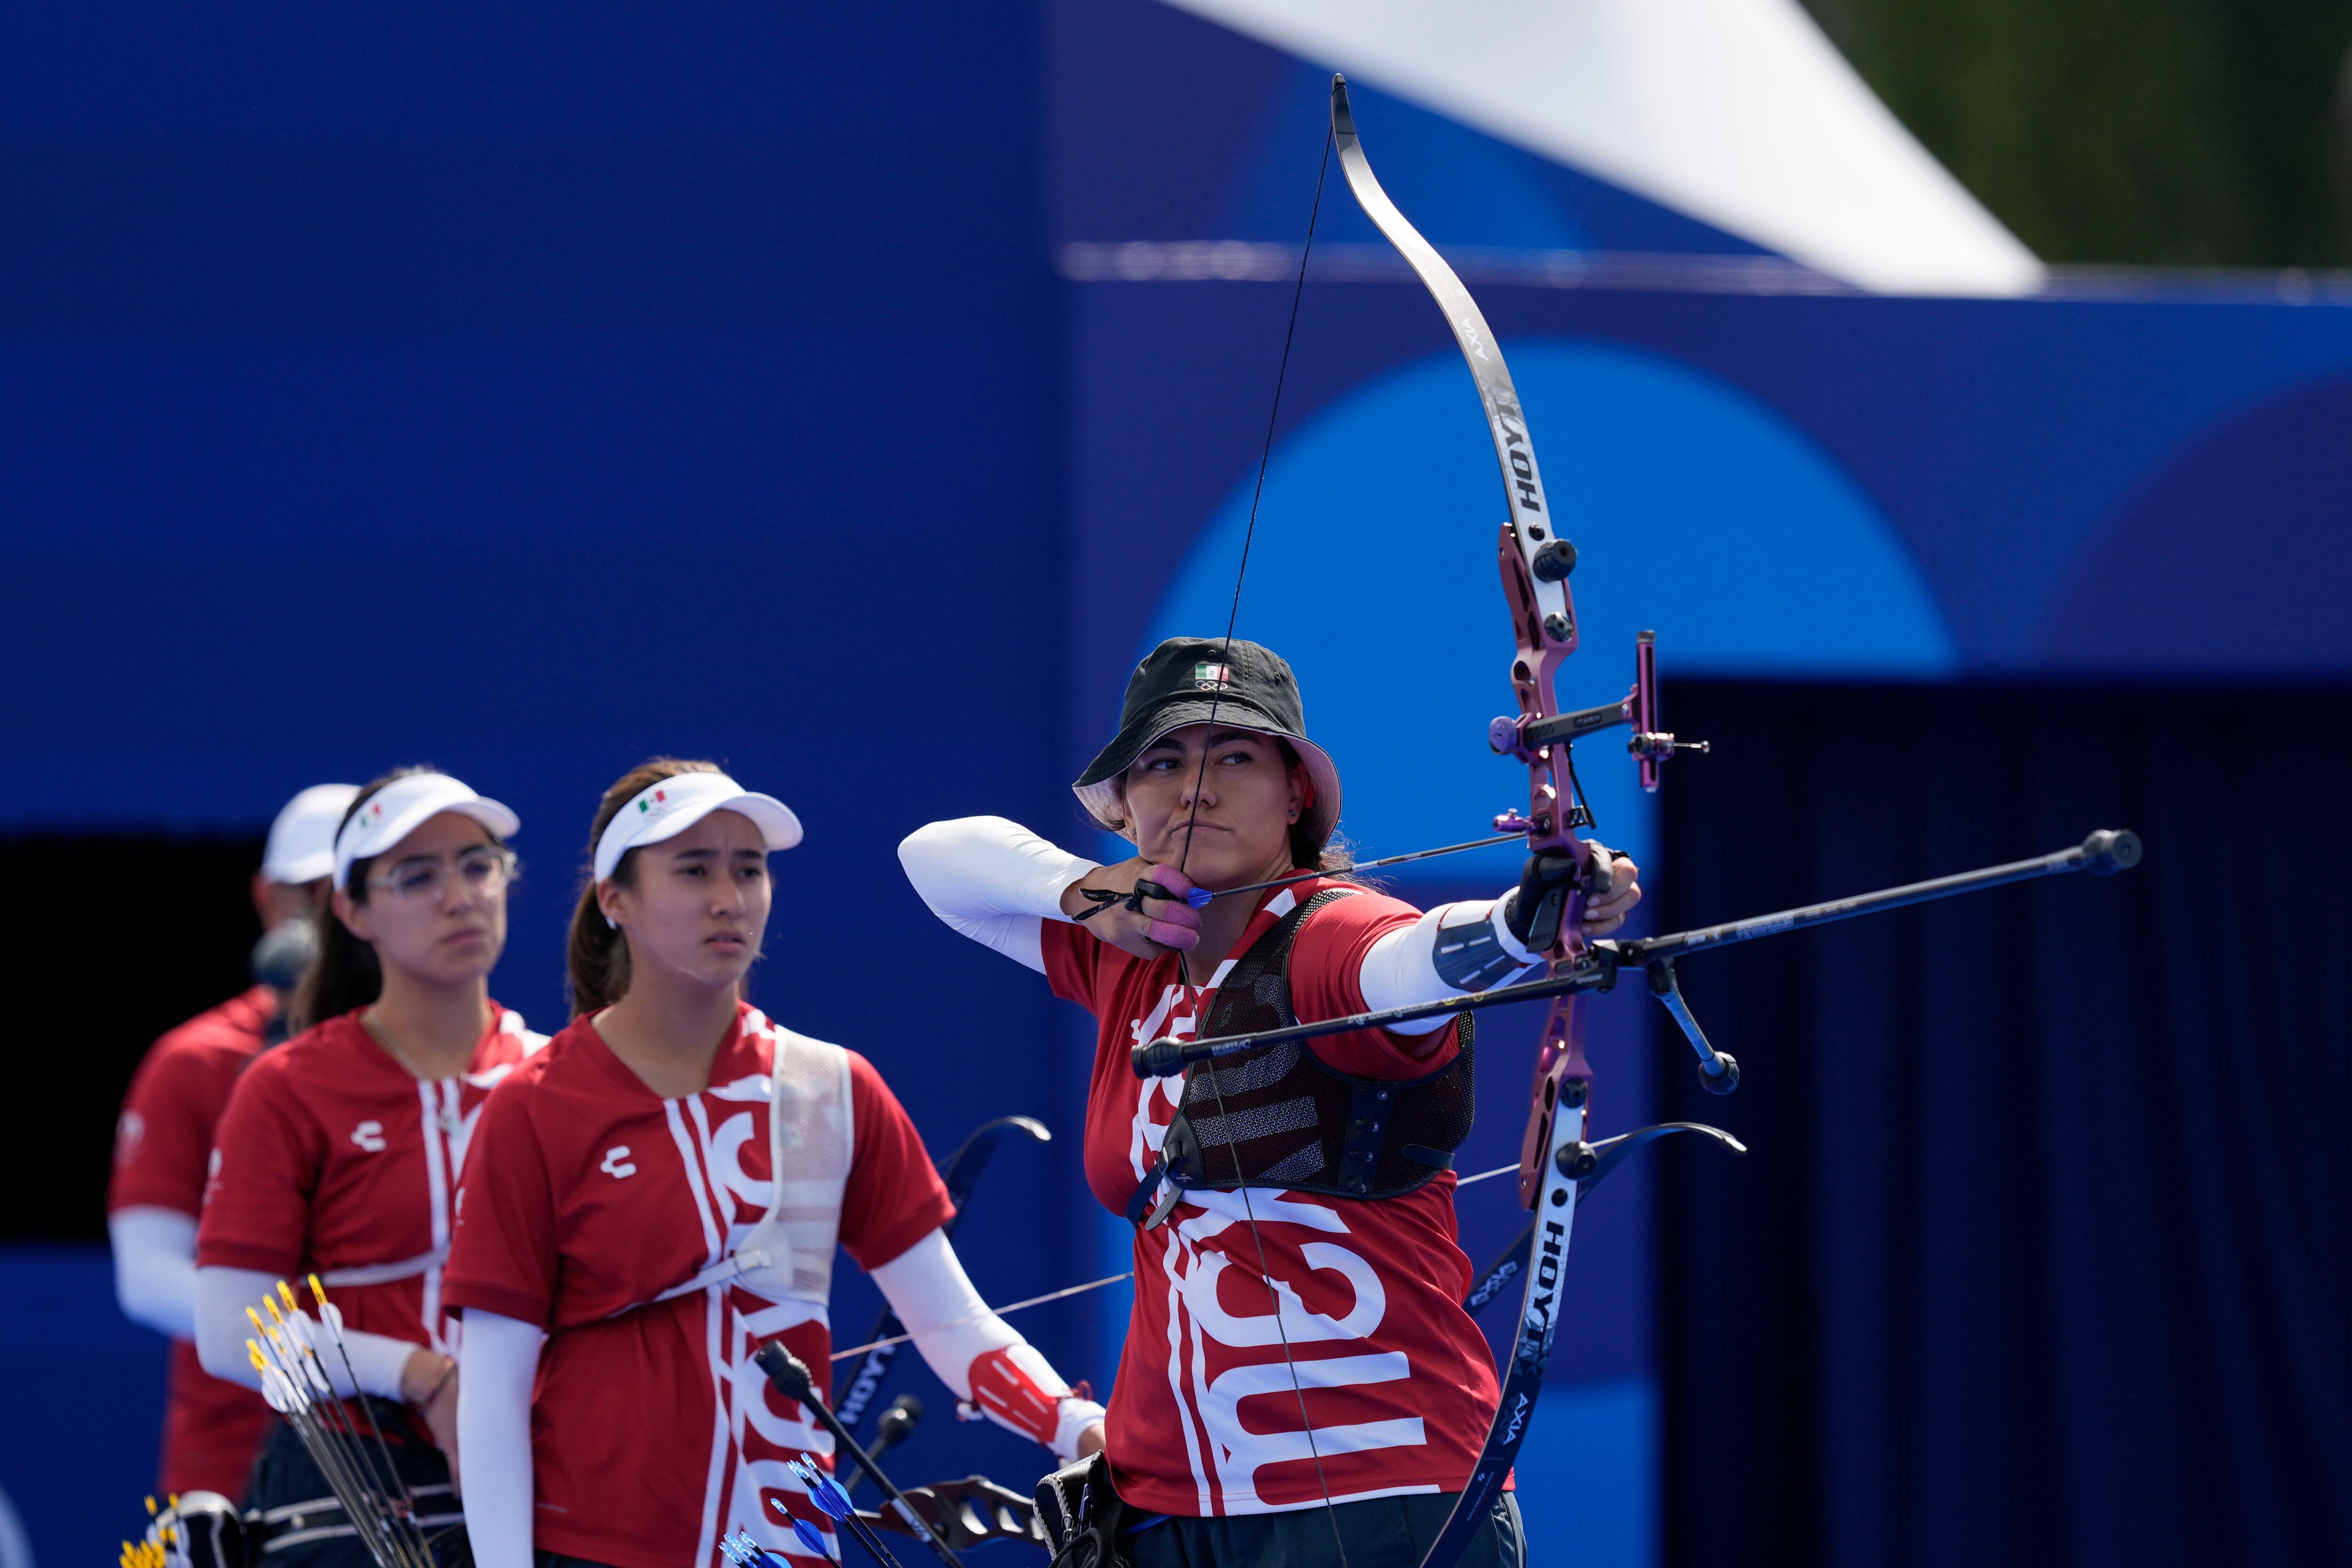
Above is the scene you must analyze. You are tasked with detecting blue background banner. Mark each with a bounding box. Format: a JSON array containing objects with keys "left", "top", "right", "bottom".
[{"left": 5, "top": 3, "right": 2348, "bottom": 1566}]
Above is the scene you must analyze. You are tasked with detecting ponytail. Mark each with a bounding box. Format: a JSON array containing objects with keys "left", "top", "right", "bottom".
[
  {"left": 568, "top": 757, "right": 725, "bottom": 1017},
  {"left": 293, "top": 766, "right": 428, "bottom": 1029}
]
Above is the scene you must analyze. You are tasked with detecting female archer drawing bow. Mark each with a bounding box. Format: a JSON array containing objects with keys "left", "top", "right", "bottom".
[
  {"left": 1105, "top": 76, "right": 2140, "bottom": 1568},
  {"left": 918, "top": 73, "right": 2140, "bottom": 1568},
  {"left": 900, "top": 636, "right": 1649, "bottom": 1568}
]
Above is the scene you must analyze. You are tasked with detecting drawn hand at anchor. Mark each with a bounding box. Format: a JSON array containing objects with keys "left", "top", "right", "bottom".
[{"left": 1062, "top": 859, "right": 1201, "bottom": 959}]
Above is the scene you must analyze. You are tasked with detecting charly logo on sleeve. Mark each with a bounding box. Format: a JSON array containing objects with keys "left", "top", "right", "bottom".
[
  {"left": 350, "top": 1120, "right": 388, "bottom": 1153},
  {"left": 600, "top": 1146, "right": 637, "bottom": 1179}
]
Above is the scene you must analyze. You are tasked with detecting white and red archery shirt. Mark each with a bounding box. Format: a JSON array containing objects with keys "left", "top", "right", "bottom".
[
  {"left": 1044, "top": 880, "right": 1502, "bottom": 1518},
  {"left": 111, "top": 986, "right": 279, "bottom": 1498},
  {"left": 197, "top": 1003, "right": 542, "bottom": 1354},
  {"left": 441, "top": 1003, "right": 953, "bottom": 1568}
]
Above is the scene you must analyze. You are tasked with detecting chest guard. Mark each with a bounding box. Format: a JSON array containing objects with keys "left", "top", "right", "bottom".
[
  {"left": 1150, "top": 888, "right": 1475, "bottom": 1210},
  {"left": 639, "top": 1011, "right": 850, "bottom": 1313}
]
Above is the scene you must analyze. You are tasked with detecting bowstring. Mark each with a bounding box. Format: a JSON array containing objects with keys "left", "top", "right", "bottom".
[
  {"left": 1166, "top": 123, "right": 1352, "bottom": 1568},
  {"left": 1170, "top": 125, "right": 1332, "bottom": 894}
]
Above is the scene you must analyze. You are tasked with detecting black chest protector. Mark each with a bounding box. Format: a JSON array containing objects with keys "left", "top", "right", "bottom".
[{"left": 1141, "top": 888, "right": 1475, "bottom": 1218}]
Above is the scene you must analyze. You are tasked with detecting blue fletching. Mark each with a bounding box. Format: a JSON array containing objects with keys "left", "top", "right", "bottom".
[
  {"left": 810, "top": 1473, "right": 856, "bottom": 1522},
  {"left": 1186, "top": 888, "right": 1212, "bottom": 908},
  {"left": 791, "top": 1518, "right": 832, "bottom": 1561}
]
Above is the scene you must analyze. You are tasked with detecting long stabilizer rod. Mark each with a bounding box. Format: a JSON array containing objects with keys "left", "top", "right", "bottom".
[
  {"left": 1132, "top": 829, "right": 2141, "bottom": 1078},
  {"left": 1625, "top": 828, "right": 2141, "bottom": 963}
]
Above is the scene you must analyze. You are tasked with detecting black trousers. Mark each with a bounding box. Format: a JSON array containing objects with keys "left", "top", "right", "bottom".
[
  {"left": 1122, "top": 1492, "right": 1526, "bottom": 1568},
  {"left": 246, "top": 1404, "right": 468, "bottom": 1568}
]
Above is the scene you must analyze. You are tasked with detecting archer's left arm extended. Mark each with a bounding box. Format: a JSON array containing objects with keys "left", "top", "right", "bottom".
[
  {"left": 867, "top": 1228, "right": 1105, "bottom": 1458},
  {"left": 1359, "top": 845, "right": 1641, "bottom": 1038}
]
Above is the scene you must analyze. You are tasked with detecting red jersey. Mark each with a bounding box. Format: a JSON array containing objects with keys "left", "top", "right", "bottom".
[
  {"left": 110, "top": 987, "right": 279, "bottom": 1498},
  {"left": 197, "top": 1004, "right": 543, "bottom": 1360},
  {"left": 1045, "top": 881, "right": 1502, "bottom": 1517},
  {"left": 441, "top": 1004, "right": 953, "bottom": 1568}
]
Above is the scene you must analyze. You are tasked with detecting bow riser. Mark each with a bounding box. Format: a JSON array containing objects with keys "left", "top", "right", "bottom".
[{"left": 1516, "top": 990, "right": 1593, "bottom": 1207}]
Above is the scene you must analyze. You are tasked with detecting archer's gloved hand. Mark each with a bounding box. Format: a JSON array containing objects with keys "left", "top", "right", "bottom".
[
  {"left": 1582, "top": 844, "right": 1640, "bottom": 938},
  {"left": 1502, "top": 850, "right": 1581, "bottom": 953},
  {"left": 1502, "top": 844, "right": 1637, "bottom": 951}
]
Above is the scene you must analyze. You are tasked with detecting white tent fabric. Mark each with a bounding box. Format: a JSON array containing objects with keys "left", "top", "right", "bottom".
[{"left": 1157, "top": 0, "right": 2044, "bottom": 297}]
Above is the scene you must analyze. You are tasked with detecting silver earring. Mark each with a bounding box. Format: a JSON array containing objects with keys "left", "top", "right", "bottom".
[{"left": 604, "top": 915, "right": 619, "bottom": 931}]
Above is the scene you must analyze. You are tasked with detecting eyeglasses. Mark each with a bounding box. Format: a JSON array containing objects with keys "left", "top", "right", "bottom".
[{"left": 367, "top": 847, "right": 516, "bottom": 902}]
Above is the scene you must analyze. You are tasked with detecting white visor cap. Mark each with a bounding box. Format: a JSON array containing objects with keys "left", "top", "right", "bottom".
[
  {"left": 594, "top": 772, "right": 803, "bottom": 883},
  {"left": 262, "top": 783, "right": 363, "bottom": 884},
  {"left": 333, "top": 773, "right": 521, "bottom": 890}
]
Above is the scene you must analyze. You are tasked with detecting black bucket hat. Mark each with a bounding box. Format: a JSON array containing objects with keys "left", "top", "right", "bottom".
[{"left": 1073, "top": 637, "right": 1343, "bottom": 848}]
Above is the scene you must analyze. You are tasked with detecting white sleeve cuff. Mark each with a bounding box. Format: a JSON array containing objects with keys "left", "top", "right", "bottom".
[
  {"left": 192, "top": 1266, "right": 420, "bottom": 1397},
  {"left": 110, "top": 1207, "right": 199, "bottom": 1341},
  {"left": 1050, "top": 1387, "right": 1108, "bottom": 1461},
  {"left": 457, "top": 1310, "right": 543, "bottom": 1568},
  {"left": 336, "top": 1325, "right": 423, "bottom": 1399},
  {"left": 1358, "top": 899, "right": 1541, "bottom": 1036},
  {"left": 898, "top": 818, "right": 1102, "bottom": 973},
  {"left": 868, "top": 1229, "right": 1018, "bottom": 1397},
  {"left": 868, "top": 1230, "right": 1102, "bottom": 1459}
]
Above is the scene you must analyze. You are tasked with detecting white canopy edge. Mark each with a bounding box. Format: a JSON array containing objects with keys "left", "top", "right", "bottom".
[{"left": 1156, "top": 0, "right": 2045, "bottom": 297}]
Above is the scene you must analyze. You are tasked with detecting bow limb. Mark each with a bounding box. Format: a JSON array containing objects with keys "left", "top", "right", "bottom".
[{"left": 1330, "top": 72, "right": 1594, "bottom": 1568}]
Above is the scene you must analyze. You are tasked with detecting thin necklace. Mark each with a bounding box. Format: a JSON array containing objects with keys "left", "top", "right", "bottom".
[
  {"left": 362, "top": 1011, "right": 466, "bottom": 1138},
  {"left": 362, "top": 1009, "right": 475, "bottom": 1088}
]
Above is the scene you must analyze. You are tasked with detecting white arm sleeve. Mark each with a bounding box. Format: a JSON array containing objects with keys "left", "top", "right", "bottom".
[
  {"left": 1358, "top": 899, "right": 1542, "bottom": 1038},
  {"left": 456, "top": 1310, "right": 543, "bottom": 1568},
  {"left": 898, "top": 817, "right": 1102, "bottom": 975},
  {"left": 192, "top": 1265, "right": 418, "bottom": 1396},
  {"left": 868, "top": 1228, "right": 1105, "bottom": 1459},
  {"left": 111, "top": 1207, "right": 199, "bottom": 1340}
]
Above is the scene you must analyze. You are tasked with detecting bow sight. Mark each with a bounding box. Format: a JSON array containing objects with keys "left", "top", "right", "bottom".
[{"left": 1488, "top": 631, "right": 1708, "bottom": 831}]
